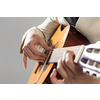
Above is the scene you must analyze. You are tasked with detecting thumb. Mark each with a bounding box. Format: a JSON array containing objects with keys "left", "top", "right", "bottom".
[
  {"left": 50, "top": 69, "right": 66, "bottom": 84},
  {"left": 50, "top": 69, "right": 58, "bottom": 84}
]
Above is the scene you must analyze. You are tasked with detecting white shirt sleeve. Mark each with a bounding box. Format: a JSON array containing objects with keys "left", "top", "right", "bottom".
[{"left": 19, "top": 17, "right": 69, "bottom": 53}]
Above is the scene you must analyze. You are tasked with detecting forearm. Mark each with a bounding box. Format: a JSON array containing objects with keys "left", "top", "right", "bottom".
[
  {"left": 37, "top": 17, "right": 59, "bottom": 43},
  {"left": 37, "top": 17, "right": 69, "bottom": 42}
]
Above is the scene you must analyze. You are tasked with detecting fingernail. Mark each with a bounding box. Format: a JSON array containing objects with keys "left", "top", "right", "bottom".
[
  {"left": 53, "top": 68, "right": 56, "bottom": 72},
  {"left": 47, "top": 47, "right": 51, "bottom": 50},
  {"left": 24, "top": 67, "right": 26, "bottom": 70}
]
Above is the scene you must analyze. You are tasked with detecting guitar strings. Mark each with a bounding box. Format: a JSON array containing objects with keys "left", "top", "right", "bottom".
[
  {"left": 49, "top": 46, "right": 81, "bottom": 56},
  {"left": 48, "top": 46, "right": 81, "bottom": 63}
]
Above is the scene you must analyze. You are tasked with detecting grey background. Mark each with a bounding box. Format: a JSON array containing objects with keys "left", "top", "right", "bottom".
[{"left": 0, "top": 17, "right": 46, "bottom": 84}]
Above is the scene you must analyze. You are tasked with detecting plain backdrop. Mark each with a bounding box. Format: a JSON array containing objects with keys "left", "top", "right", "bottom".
[{"left": 0, "top": 17, "right": 46, "bottom": 84}]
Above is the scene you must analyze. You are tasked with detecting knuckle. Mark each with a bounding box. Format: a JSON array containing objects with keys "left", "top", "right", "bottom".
[
  {"left": 28, "top": 55, "right": 33, "bottom": 60},
  {"left": 22, "top": 47, "right": 24, "bottom": 51},
  {"left": 63, "top": 50, "right": 74, "bottom": 55},
  {"left": 33, "top": 33, "right": 38, "bottom": 38},
  {"left": 62, "top": 57, "right": 65, "bottom": 64},
  {"left": 64, "top": 50, "right": 70, "bottom": 54},
  {"left": 22, "top": 45, "right": 26, "bottom": 50},
  {"left": 65, "top": 59, "right": 71, "bottom": 65},
  {"left": 23, "top": 45, "right": 27, "bottom": 49},
  {"left": 25, "top": 42, "right": 31, "bottom": 48},
  {"left": 66, "top": 50, "right": 70, "bottom": 53},
  {"left": 27, "top": 42, "right": 30, "bottom": 46},
  {"left": 24, "top": 45, "right": 27, "bottom": 49}
]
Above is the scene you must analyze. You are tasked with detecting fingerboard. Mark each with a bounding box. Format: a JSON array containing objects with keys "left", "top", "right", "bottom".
[
  {"left": 48, "top": 43, "right": 100, "bottom": 79},
  {"left": 48, "top": 45, "right": 85, "bottom": 63}
]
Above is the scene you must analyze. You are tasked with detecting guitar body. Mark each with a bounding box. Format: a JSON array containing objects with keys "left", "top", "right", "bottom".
[{"left": 28, "top": 25, "right": 90, "bottom": 84}]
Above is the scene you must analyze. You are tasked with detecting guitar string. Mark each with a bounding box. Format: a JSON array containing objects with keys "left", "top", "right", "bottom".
[
  {"left": 49, "top": 46, "right": 81, "bottom": 55},
  {"left": 47, "top": 46, "right": 81, "bottom": 55},
  {"left": 48, "top": 46, "right": 81, "bottom": 63}
]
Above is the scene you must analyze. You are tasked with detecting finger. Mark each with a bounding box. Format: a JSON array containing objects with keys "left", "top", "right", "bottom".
[
  {"left": 39, "top": 38, "right": 51, "bottom": 50},
  {"left": 30, "top": 44, "right": 47, "bottom": 57},
  {"left": 57, "top": 58, "right": 69, "bottom": 80},
  {"left": 50, "top": 69, "right": 58, "bottom": 84},
  {"left": 62, "top": 51, "right": 75, "bottom": 77},
  {"left": 23, "top": 47, "right": 46, "bottom": 61},
  {"left": 50, "top": 69, "right": 65, "bottom": 84},
  {"left": 23, "top": 51, "right": 27, "bottom": 70},
  {"left": 64, "top": 51, "right": 82, "bottom": 75},
  {"left": 23, "top": 43, "right": 47, "bottom": 58}
]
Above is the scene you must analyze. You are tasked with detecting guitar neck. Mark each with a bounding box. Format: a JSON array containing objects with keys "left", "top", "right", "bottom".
[{"left": 48, "top": 45, "right": 85, "bottom": 64}]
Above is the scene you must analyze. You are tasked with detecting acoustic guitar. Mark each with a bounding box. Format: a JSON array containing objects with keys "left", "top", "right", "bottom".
[{"left": 27, "top": 24, "right": 100, "bottom": 84}]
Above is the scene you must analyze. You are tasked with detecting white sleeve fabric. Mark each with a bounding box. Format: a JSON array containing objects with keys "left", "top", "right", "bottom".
[
  {"left": 37, "top": 17, "right": 69, "bottom": 43},
  {"left": 75, "top": 17, "right": 100, "bottom": 43}
]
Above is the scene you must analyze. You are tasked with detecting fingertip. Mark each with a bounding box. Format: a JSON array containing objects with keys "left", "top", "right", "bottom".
[
  {"left": 48, "top": 47, "right": 52, "bottom": 50},
  {"left": 50, "top": 68, "right": 57, "bottom": 78},
  {"left": 43, "top": 43, "right": 52, "bottom": 50},
  {"left": 23, "top": 62, "right": 27, "bottom": 70},
  {"left": 23, "top": 52, "right": 27, "bottom": 70},
  {"left": 44, "top": 46, "right": 52, "bottom": 51},
  {"left": 24, "top": 64, "right": 27, "bottom": 70},
  {"left": 24, "top": 67, "right": 26, "bottom": 70}
]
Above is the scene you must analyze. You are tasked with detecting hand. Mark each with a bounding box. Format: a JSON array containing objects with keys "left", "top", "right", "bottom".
[
  {"left": 50, "top": 51, "right": 100, "bottom": 84},
  {"left": 22, "top": 29, "right": 51, "bottom": 69}
]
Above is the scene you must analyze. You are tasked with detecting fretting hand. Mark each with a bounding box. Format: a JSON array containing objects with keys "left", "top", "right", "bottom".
[{"left": 50, "top": 51, "right": 100, "bottom": 84}]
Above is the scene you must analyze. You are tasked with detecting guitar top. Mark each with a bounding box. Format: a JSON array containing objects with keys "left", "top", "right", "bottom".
[
  {"left": 45, "top": 25, "right": 90, "bottom": 84},
  {"left": 28, "top": 25, "right": 91, "bottom": 84}
]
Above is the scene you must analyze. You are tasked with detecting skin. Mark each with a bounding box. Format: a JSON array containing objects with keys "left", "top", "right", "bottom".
[
  {"left": 22, "top": 30, "right": 100, "bottom": 84},
  {"left": 50, "top": 51, "right": 100, "bottom": 84},
  {"left": 22, "top": 30, "right": 51, "bottom": 69}
]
